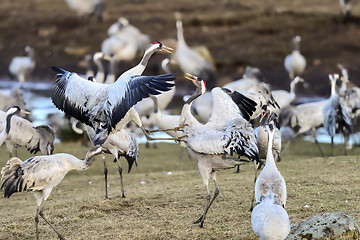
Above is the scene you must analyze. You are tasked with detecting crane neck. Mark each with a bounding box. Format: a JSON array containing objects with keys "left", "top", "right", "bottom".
[
  {"left": 94, "top": 57, "right": 104, "bottom": 73},
  {"left": 84, "top": 150, "right": 99, "bottom": 168},
  {"left": 118, "top": 48, "right": 157, "bottom": 80},
  {"left": 289, "top": 79, "right": 298, "bottom": 95},
  {"left": 330, "top": 79, "right": 337, "bottom": 97},
  {"left": 137, "top": 48, "right": 157, "bottom": 72},
  {"left": 176, "top": 19, "right": 187, "bottom": 47},
  {"left": 293, "top": 41, "right": 300, "bottom": 52},
  {"left": 5, "top": 112, "right": 16, "bottom": 135},
  {"left": 0, "top": 112, "right": 16, "bottom": 145},
  {"left": 28, "top": 49, "right": 35, "bottom": 61},
  {"left": 266, "top": 129, "right": 275, "bottom": 165},
  {"left": 151, "top": 96, "right": 159, "bottom": 113},
  {"left": 179, "top": 88, "right": 202, "bottom": 126}
]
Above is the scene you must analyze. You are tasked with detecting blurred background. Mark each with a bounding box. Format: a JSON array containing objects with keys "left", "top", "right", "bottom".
[{"left": 0, "top": 0, "right": 359, "bottom": 142}]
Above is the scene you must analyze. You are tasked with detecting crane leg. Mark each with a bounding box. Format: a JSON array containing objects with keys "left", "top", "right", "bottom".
[
  {"left": 344, "top": 134, "right": 349, "bottom": 156},
  {"left": 37, "top": 199, "right": 66, "bottom": 240},
  {"left": 331, "top": 137, "right": 334, "bottom": 156},
  {"left": 146, "top": 126, "right": 183, "bottom": 133},
  {"left": 115, "top": 159, "right": 125, "bottom": 198},
  {"left": 35, "top": 207, "right": 40, "bottom": 240},
  {"left": 313, "top": 130, "right": 324, "bottom": 157},
  {"left": 194, "top": 176, "right": 220, "bottom": 228},
  {"left": 39, "top": 210, "right": 66, "bottom": 240},
  {"left": 194, "top": 171, "right": 220, "bottom": 228},
  {"left": 140, "top": 125, "right": 187, "bottom": 142},
  {"left": 103, "top": 157, "right": 110, "bottom": 199}
]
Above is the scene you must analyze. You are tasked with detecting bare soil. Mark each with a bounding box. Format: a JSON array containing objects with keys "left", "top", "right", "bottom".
[{"left": 1, "top": 0, "right": 360, "bottom": 97}]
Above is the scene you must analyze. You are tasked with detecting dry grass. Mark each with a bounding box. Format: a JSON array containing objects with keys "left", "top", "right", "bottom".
[{"left": 0, "top": 140, "right": 359, "bottom": 239}]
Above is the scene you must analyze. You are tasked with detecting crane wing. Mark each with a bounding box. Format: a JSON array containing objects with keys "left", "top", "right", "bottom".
[
  {"left": 51, "top": 67, "right": 176, "bottom": 133},
  {"left": 1, "top": 156, "right": 66, "bottom": 198},
  {"left": 52, "top": 66, "right": 108, "bottom": 127},
  {"left": 107, "top": 74, "right": 175, "bottom": 129},
  {"left": 187, "top": 120, "right": 259, "bottom": 162}
]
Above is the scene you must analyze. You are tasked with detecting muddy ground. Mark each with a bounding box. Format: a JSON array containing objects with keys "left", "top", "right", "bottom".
[{"left": 1, "top": 0, "right": 360, "bottom": 97}]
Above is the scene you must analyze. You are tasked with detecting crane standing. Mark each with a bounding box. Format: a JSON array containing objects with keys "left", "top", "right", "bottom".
[{"left": 284, "top": 36, "right": 306, "bottom": 80}]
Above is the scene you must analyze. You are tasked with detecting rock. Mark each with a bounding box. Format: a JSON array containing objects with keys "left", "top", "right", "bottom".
[{"left": 286, "top": 212, "right": 360, "bottom": 240}]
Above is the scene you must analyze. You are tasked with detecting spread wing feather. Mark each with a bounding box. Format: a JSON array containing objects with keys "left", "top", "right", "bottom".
[{"left": 51, "top": 67, "right": 176, "bottom": 133}]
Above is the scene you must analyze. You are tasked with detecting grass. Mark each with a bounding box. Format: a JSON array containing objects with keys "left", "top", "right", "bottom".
[{"left": 0, "top": 139, "right": 359, "bottom": 239}]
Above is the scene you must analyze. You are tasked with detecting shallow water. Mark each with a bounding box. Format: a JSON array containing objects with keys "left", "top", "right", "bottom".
[{"left": 0, "top": 79, "right": 356, "bottom": 145}]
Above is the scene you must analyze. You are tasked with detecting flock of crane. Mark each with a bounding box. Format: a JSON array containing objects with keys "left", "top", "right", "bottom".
[{"left": 1, "top": 3, "right": 360, "bottom": 240}]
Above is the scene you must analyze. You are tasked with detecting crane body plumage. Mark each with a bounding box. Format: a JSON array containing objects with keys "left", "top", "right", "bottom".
[
  {"left": 284, "top": 36, "right": 306, "bottom": 80},
  {"left": 191, "top": 82, "right": 279, "bottom": 123},
  {"left": 86, "top": 126, "right": 138, "bottom": 198},
  {"left": 175, "top": 13, "right": 215, "bottom": 88},
  {"left": 251, "top": 191, "right": 290, "bottom": 240},
  {"left": 1, "top": 145, "right": 103, "bottom": 240},
  {"left": 9, "top": 46, "right": 35, "bottom": 87},
  {"left": 223, "top": 66, "right": 264, "bottom": 92},
  {"left": 64, "top": 0, "right": 104, "bottom": 21},
  {"left": 0, "top": 109, "right": 55, "bottom": 156}
]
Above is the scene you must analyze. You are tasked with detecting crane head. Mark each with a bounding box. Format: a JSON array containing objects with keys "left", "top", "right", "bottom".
[
  {"left": 6, "top": 106, "right": 30, "bottom": 115},
  {"left": 148, "top": 41, "right": 173, "bottom": 54},
  {"left": 184, "top": 73, "right": 206, "bottom": 93}
]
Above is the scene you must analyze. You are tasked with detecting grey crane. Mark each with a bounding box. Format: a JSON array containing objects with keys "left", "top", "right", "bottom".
[
  {"left": 51, "top": 66, "right": 181, "bottom": 145},
  {"left": 322, "top": 74, "right": 352, "bottom": 156},
  {"left": 272, "top": 76, "right": 304, "bottom": 115},
  {"left": 179, "top": 73, "right": 261, "bottom": 228},
  {"left": 175, "top": 12, "right": 216, "bottom": 89},
  {"left": 1, "top": 145, "right": 104, "bottom": 240},
  {"left": 254, "top": 123, "right": 287, "bottom": 208},
  {"left": 0, "top": 106, "right": 30, "bottom": 146},
  {"left": 284, "top": 36, "right": 306, "bottom": 80},
  {"left": 0, "top": 109, "right": 55, "bottom": 157},
  {"left": 63, "top": 0, "right": 104, "bottom": 21},
  {"left": 85, "top": 126, "right": 138, "bottom": 199},
  {"left": 9, "top": 46, "right": 35, "bottom": 88},
  {"left": 252, "top": 124, "right": 290, "bottom": 240}
]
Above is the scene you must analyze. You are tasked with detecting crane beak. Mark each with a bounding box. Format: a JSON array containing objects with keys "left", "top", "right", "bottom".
[
  {"left": 340, "top": 76, "right": 349, "bottom": 83},
  {"left": 184, "top": 73, "right": 197, "bottom": 83},
  {"left": 21, "top": 110, "right": 31, "bottom": 115},
  {"left": 103, "top": 54, "right": 112, "bottom": 61},
  {"left": 161, "top": 45, "right": 174, "bottom": 54},
  {"left": 259, "top": 111, "right": 266, "bottom": 123}
]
